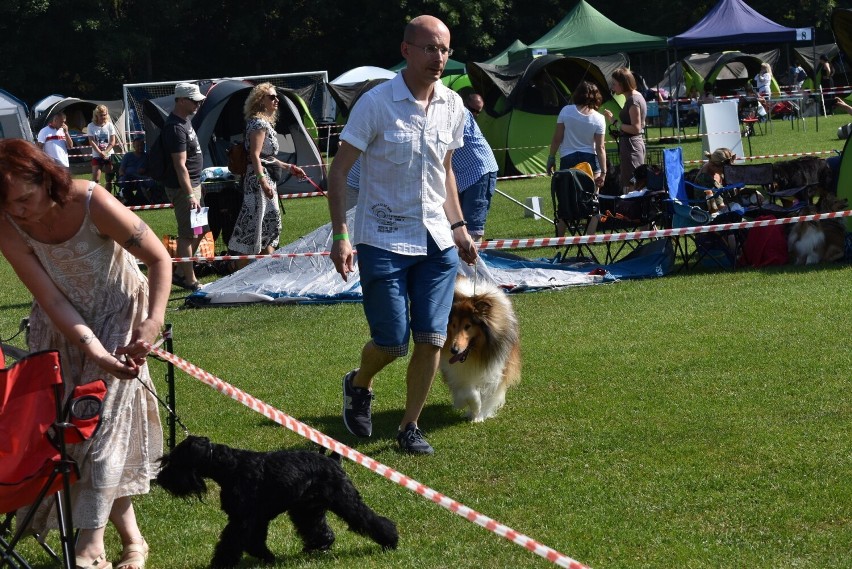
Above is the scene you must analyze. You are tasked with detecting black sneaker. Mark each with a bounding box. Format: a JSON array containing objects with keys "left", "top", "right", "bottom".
[
  {"left": 342, "top": 370, "right": 373, "bottom": 437},
  {"left": 397, "top": 422, "right": 434, "bottom": 455}
]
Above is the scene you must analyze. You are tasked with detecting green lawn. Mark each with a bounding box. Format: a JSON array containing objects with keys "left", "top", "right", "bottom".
[{"left": 2, "top": 114, "right": 851, "bottom": 568}]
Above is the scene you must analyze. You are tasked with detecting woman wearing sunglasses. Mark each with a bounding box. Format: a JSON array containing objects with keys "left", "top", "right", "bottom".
[{"left": 228, "top": 83, "right": 306, "bottom": 268}]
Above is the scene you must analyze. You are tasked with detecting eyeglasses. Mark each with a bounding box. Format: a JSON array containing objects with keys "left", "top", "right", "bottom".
[
  {"left": 406, "top": 42, "right": 453, "bottom": 57},
  {"left": 266, "top": 94, "right": 279, "bottom": 101},
  {"left": 466, "top": 107, "right": 482, "bottom": 115}
]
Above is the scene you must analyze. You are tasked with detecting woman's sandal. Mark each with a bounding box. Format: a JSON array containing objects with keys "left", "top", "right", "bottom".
[
  {"left": 115, "top": 539, "right": 149, "bottom": 569},
  {"left": 75, "top": 551, "right": 113, "bottom": 569}
]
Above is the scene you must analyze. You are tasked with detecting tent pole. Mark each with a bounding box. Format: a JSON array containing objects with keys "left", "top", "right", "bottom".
[
  {"left": 813, "top": 28, "right": 824, "bottom": 129},
  {"left": 673, "top": 48, "right": 682, "bottom": 141},
  {"left": 494, "top": 186, "right": 554, "bottom": 225},
  {"left": 830, "top": 30, "right": 849, "bottom": 95}
]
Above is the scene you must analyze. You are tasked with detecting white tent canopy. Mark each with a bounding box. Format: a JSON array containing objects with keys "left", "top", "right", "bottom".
[{"left": 331, "top": 66, "right": 396, "bottom": 85}]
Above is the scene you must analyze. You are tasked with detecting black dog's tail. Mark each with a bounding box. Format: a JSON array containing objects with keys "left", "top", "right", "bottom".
[{"left": 329, "top": 483, "right": 399, "bottom": 550}]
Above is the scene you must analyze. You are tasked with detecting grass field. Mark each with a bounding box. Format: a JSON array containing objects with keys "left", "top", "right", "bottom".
[{"left": 2, "top": 113, "right": 851, "bottom": 568}]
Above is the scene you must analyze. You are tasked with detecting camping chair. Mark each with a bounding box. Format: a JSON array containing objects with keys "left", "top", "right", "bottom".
[
  {"left": 662, "top": 147, "right": 741, "bottom": 271},
  {"left": 550, "top": 167, "right": 599, "bottom": 262},
  {"left": 593, "top": 189, "right": 666, "bottom": 264},
  {"left": 720, "top": 163, "right": 776, "bottom": 217},
  {"left": 591, "top": 161, "right": 666, "bottom": 264},
  {"left": 754, "top": 158, "right": 825, "bottom": 217},
  {"left": 0, "top": 348, "right": 106, "bottom": 569}
]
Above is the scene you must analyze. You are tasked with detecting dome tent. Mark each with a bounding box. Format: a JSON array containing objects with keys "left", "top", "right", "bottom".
[
  {"left": 0, "top": 89, "right": 33, "bottom": 141},
  {"left": 142, "top": 80, "right": 325, "bottom": 194},
  {"left": 468, "top": 53, "right": 627, "bottom": 176}
]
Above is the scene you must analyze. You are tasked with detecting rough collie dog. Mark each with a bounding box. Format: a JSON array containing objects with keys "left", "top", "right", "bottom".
[
  {"left": 788, "top": 194, "right": 848, "bottom": 265},
  {"left": 439, "top": 277, "right": 521, "bottom": 422}
]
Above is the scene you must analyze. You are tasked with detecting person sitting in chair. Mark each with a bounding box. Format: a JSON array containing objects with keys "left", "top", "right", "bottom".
[{"left": 118, "top": 137, "right": 155, "bottom": 204}]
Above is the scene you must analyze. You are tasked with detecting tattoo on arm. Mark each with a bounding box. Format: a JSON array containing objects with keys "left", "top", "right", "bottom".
[
  {"left": 80, "top": 333, "right": 94, "bottom": 345},
  {"left": 124, "top": 221, "right": 149, "bottom": 249}
]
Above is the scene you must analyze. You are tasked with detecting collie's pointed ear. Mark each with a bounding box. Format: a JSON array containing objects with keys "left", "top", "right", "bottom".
[{"left": 473, "top": 297, "right": 493, "bottom": 317}]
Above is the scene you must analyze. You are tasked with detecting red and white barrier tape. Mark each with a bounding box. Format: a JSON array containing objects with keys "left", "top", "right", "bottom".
[
  {"left": 683, "top": 149, "right": 837, "bottom": 165},
  {"left": 145, "top": 344, "right": 589, "bottom": 569},
  {"left": 279, "top": 191, "right": 326, "bottom": 199},
  {"left": 168, "top": 209, "right": 852, "bottom": 263},
  {"left": 478, "top": 209, "right": 852, "bottom": 250},
  {"left": 126, "top": 190, "right": 326, "bottom": 211}
]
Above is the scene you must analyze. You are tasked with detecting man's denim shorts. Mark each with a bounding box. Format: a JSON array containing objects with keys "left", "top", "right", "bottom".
[{"left": 357, "top": 235, "right": 458, "bottom": 355}]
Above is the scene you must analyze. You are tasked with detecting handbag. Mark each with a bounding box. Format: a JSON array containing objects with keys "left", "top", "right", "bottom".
[{"left": 227, "top": 142, "right": 248, "bottom": 175}]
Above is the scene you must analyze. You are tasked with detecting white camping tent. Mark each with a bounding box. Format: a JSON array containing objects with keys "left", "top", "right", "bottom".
[
  {"left": 331, "top": 66, "right": 397, "bottom": 86},
  {"left": 30, "top": 97, "right": 129, "bottom": 160},
  {"left": 0, "top": 89, "right": 33, "bottom": 141}
]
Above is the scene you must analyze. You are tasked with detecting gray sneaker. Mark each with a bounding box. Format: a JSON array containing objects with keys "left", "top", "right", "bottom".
[
  {"left": 397, "top": 422, "right": 434, "bottom": 455},
  {"left": 342, "top": 369, "right": 373, "bottom": 437}
]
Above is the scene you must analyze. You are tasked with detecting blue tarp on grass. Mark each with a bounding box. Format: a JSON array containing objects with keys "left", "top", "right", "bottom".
[{"left": 186, "top": 212, "right": 673, "bottom": 307}]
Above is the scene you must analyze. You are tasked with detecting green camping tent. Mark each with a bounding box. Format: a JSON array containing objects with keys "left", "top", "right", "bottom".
[
  {"left": 468, "top": 53, "right": 627, "bottom": 176},
  {"left": 516, "top": 0, "right": 666, "bottom": 60},
  {"left": 657, "top": 51, "right": 781, "bottom": 98},
  {"left": 485, "top": 39, "right": 528, "bottom": 66}
]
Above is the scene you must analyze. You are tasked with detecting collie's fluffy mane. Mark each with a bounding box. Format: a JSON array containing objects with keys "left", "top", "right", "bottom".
[
  {"left": 450, "top": 279, "right": 519, "bottom": 372},
  {"left": 441, "top": 277, "right": 522, "bottom": 422}
]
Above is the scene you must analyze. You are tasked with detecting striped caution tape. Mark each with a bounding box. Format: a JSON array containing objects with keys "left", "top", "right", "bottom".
[
  {"left": 145, "top": 344, "right": 590, "bottom": 569},
  {"left": 477, "top": 209, "right": 852, "bottom": 250},
  {"left": 167, "top": 209, "right": 852, "bottom": 263}
]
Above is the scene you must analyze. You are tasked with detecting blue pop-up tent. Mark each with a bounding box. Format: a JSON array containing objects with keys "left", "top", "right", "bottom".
[{"left": 669, "top": 0, "right": 797, "bottom": 48}]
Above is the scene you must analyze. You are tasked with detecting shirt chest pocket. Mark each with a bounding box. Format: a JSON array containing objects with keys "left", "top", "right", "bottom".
[
  {"left": 384, "top": 131, "right": 415, "bottom": 165},
  {"left": 435, "top": 129, "right": 453, "bottom": 157}
]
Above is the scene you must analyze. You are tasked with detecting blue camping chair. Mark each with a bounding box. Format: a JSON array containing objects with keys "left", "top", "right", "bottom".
[{"left": 662, "top": 148, "right": 742, "bottom": 270}]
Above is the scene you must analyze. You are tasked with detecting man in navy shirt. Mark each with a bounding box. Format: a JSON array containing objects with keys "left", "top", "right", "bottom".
[{"left": 162, "top": 82, "right": 206, "bottom": 291}]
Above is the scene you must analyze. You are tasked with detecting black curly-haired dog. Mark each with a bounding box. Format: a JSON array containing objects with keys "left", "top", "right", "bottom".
[{"left": 156, "top": 436, "right": 398, "bottom": 568}]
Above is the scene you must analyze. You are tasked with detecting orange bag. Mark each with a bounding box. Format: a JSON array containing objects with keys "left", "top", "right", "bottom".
[{"left": 161, "top": 231, "right": 215, "bottom": 258}]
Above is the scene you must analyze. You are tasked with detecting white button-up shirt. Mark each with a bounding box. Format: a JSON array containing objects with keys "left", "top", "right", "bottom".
[{"left": 340, "top": 73, "right": 466, "bottom": 255}]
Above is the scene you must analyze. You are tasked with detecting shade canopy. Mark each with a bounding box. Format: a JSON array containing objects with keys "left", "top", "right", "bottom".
[
  {"left": 669, "top": 0, "right": 797, "bottom": 48},
  {"left": 521, "top": 0, "right": 666, "bottom": 59}
]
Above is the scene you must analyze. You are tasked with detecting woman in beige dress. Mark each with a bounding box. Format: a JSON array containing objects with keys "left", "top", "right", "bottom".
[{"left": 0, "top": 139, "right": 170, "bottom": 569}]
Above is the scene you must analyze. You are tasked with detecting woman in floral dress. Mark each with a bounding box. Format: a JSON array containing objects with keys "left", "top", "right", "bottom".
[{"left": 228, "top": 83, "right": 306, "bottom": 268}]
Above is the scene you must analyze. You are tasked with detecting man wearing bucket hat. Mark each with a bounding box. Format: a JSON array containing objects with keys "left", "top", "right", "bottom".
[{"left": 162, "top": 82, "right": 206, "bottom": 291}]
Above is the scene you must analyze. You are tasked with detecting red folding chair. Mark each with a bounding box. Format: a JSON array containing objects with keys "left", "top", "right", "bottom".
[{"left": 0, "top": 348, "right": 106, "bottom": 569}]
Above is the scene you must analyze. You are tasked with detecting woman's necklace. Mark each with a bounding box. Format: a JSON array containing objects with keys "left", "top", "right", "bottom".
[{"left": 40, "top": 202, "right": 61, "bottom": 235}]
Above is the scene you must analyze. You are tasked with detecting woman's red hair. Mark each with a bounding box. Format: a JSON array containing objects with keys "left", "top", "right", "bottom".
[{"left": 0, "top": 139, "right": 72, "bottom": 206}]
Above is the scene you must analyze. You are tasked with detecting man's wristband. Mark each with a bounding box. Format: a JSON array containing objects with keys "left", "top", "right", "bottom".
[
  {"left": 333, "top": 233, "right": 349, "bottom": 241},
  {"left": 450, "top": 220, "right": 466, "bottom": 230}
]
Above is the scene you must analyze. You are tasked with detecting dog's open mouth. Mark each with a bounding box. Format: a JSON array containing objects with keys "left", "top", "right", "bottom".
[{"left": 449, "top": 347, "right": 470, "bottom": 364}]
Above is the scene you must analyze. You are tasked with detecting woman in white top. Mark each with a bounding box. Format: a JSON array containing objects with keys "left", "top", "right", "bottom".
[
  {"left": 754, "top": 63, "right": 772, "bottom": 98},
  {"left": 87, "top": 104, "right": 117, "bottom": 187},
  {"left": 546, "top": 81, "right": 607, "bottom": 187}
]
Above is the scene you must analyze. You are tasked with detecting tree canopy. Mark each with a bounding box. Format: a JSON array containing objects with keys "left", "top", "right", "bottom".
[{"left": 1, "top": 0, "right": 844, "bottom": 103}]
